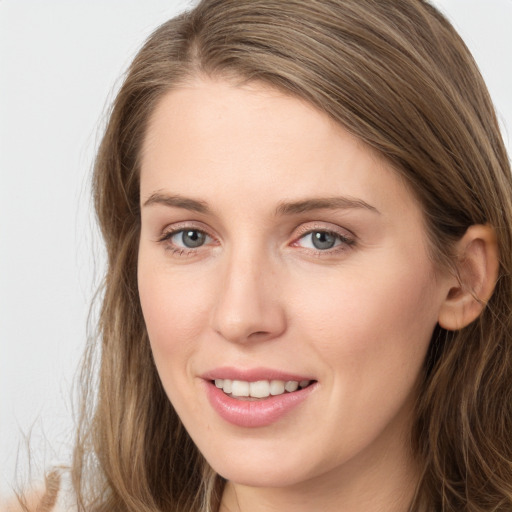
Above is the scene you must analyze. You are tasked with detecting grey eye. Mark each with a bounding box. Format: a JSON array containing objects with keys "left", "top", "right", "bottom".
[
  {"left": 173, "top": 229, "right": 208, "bottom": 248},
  {"left": 295, "top": 230, "right": 348, "bottom": 251},
  {"left": 311, "top": 231, "right": 337, "bottom": 250}
]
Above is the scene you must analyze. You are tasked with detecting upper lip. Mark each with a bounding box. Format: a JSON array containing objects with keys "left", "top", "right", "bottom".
[{"left": 201, "top": 366, "right": 316, "bottom": 382}]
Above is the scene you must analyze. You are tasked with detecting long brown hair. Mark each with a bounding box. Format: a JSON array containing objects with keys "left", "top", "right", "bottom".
[{"left": 74, "top": 1, "right": 512, "bottom": 510}]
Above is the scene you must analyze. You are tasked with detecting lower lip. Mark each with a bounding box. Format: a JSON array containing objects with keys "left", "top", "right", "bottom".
[{"left": 204, "top": 380, "right": 316, "bottom": 428}]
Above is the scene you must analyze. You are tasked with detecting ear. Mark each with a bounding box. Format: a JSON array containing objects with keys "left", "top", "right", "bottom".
[{"left": 438, "top": 224, "right": 499, "bottom": 331}]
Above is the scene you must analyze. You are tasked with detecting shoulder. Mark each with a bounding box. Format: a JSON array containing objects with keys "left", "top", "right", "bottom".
[{"left": 1, "top": 470, "right": 70, "bottom": 512}]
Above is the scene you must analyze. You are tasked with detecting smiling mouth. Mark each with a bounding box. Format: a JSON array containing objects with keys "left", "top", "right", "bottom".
[{"left": 213, "top": 379, "right": 314, "bottom": 400}]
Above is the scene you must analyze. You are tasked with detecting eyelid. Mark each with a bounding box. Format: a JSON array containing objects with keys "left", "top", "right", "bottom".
[
  {"left": 157, "top": 220, "right": 214, "bottom": 240},
  {"left": 292, "top": 222, "right": 355, "bottom": 241},
  {"left": 156, "top": 221, "right": 219, "bottom": 255},
  {"left": 159, "top": 228, "right": 212, "bottom": 245},
  {"left": 290, "top": 222, "right": 356, "bottom": 253}
]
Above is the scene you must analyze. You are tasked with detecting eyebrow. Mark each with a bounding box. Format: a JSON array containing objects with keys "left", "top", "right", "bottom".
[
  {"left": 143, "top": 192, "right": 210, "bottom": 213},
  {"left": 275, "top": 197, "right": 380, "bottom": 215},
  {"left": 142, "top": 192, "right": 379, "bottom": 216}
]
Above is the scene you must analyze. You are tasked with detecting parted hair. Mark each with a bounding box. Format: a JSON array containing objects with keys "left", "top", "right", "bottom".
[{"left": 74, "top": 1, "right": 512, "bottom": 511}]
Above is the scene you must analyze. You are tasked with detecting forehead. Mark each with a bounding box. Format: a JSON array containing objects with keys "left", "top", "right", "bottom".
[{"left": 140, "top": 77, "right": 417, "bottom": 220}]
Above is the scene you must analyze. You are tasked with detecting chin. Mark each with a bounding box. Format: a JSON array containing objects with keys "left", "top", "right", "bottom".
[
  {"left": 195, "top": 435, "right": 332, "bottom": 490},
  {"left": 212, "top": 459, "right": 313, "bottom": 489}
]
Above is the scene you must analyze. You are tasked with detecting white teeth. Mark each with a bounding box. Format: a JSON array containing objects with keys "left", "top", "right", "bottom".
[
  {"left": 250, "top": 380, "right": 270, "bottom": 398},
  {"left": 231, "top": 380, "right": 249, "bottom": 397},
  {"left": 285, "top": 380, "right": 299, "bottom": 392},
  {"left": 269, "top": 380, "right": 285, "bottom": 395},
  {"left": 215, "top": 378, "right": 312, "bottom": 398},
  {"left": 223, "top": 379, "right": 232, "bottom": 393}
]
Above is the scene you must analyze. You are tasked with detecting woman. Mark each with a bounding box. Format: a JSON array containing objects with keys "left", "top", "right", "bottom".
[{"left": 17, "top": 0, "right": 512, "bottom": 510}]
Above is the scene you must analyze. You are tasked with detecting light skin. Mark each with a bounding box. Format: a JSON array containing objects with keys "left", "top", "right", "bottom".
[{"left": 137, "top": 77, "right": 498, "bottom": 512}]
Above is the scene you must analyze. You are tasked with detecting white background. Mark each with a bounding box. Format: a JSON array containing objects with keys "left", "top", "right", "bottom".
[{"left": 1, "top": 0, "right": 511, "bottom": 494}]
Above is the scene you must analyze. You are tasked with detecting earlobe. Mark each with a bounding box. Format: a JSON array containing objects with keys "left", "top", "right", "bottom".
[{"left": 438, "top": 224, "right": 499, "bottom": 331}]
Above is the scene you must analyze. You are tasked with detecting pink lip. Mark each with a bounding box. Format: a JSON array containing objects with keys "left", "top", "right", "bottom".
[
  {"left": 201, "top": 366, "right": 315, "bottom": 382},
  {"left": 201, "top": 367, "right": 317, "bottom": 428}
]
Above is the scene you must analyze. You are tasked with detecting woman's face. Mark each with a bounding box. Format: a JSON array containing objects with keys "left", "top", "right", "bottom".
[{"left": 138, "top": 78, "right": 452, "bottom": 490}]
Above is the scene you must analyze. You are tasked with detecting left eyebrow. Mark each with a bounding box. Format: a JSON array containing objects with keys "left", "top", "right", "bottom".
[{"left": 275, "top": 197, "right": 380, "bottom": 216}]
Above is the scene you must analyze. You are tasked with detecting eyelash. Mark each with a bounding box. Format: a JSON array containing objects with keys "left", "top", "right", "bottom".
[
  {"left": 291, "top": 228, "right": 355, "bottom": 254},
  {"left": 157, "top": 225, "right": 355, "bottom": 257},
  {"left": 157, "top": 226, "right": 216, "bottom": 256}
]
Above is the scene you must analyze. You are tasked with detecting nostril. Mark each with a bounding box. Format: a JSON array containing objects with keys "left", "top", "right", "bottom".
[{"left": 247, "top": 330, "right": 273, "bottom": 341}]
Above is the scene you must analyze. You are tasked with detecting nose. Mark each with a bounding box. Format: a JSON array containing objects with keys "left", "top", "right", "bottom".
[{"left": 210, "top": 250, "right": 287, "bottom": 344}]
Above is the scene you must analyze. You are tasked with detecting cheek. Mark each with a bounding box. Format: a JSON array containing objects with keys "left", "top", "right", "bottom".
[
  {"left": 281, "top": 260, "right": 440, "bottom": 466},
  {"left": 138, "top": 262, "right": 216, "bottom": 428},
  {"left": 137, "top": 258, "right": 212, "bottom": 376},
  {"left": 292, "top": 257, "right": 439, "bottom": 387}
]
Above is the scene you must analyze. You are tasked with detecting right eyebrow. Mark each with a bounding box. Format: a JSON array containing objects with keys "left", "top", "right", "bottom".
[{"left": 142, "top": 192, "right": 210, "bottom": 214}]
